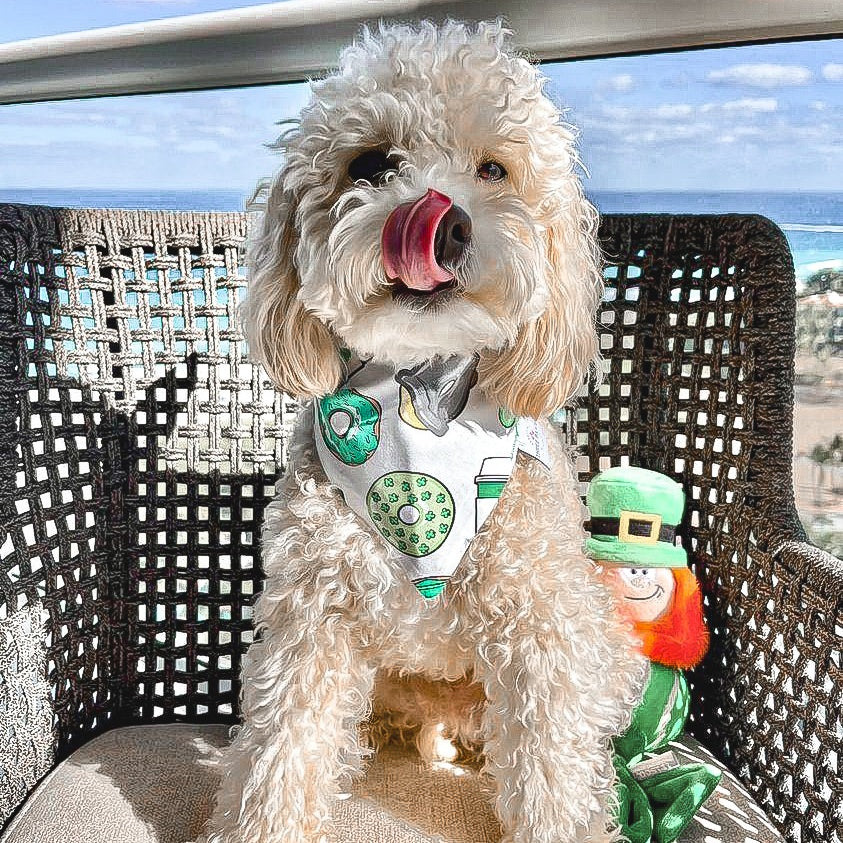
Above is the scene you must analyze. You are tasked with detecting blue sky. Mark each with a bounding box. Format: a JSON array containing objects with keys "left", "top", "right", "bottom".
[{"left": 1, "top": 1, "right": 842, "bottom": 192}]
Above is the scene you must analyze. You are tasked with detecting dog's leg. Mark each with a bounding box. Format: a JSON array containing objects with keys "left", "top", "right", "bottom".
[
  {"left": 475, "top": 615, "right": 632, "bottom": 843},
  {"left": 201, "top": 427, "right": 390, "bottom": 843},
  {"left": 201, "top": 612, "right": 375, "bottom": 843},
  {"left": 454, "top": 451, "right": 648, "bottom": 843}
]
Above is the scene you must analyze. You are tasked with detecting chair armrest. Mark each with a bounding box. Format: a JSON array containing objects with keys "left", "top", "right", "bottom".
[
  {"left": 774, "top": 538, "right": 843, "bottom": 603},
  {"left": 693, "top": 533, "right": 842, "bottom": 843},
  {"left": 769, "top": 539, "right": 842, "bottom": 841}
]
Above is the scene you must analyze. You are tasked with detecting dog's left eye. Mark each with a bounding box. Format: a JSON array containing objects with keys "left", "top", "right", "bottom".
[
  {"left": 477, "top": 161, "right": 507, "bottom": 182},
  {"left": 348, "top": 149, "right": 399, "bottom": 185}
]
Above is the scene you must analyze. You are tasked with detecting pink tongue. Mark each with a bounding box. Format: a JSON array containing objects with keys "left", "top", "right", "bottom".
[{"left": 382, "top": 189, "right": 455, "bottom": 291}]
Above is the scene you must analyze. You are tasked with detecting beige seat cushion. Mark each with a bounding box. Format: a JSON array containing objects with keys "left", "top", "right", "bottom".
[{"left": 0, "top": 723, "right": 782, "bottom": 843}]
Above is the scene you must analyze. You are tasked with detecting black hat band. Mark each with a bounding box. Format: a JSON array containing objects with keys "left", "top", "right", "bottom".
[{"left": 586, "top": 516, "right": 676, "bottom": 544}]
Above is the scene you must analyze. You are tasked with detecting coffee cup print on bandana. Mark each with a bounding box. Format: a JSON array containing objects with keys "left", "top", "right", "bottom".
[
  {"left": 317, "top": 388, "right": 381, "bottom": 465},
  {"left": 474, "top": 456, "right": 512, "bottom": 532},
  {"left": 367, "top": 472, "right": 454, "bottom": 556}
]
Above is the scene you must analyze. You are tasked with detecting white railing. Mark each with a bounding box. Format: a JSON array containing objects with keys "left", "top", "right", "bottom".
[{"left": 0, "top": 0, "right": 841, "bottom": 105}]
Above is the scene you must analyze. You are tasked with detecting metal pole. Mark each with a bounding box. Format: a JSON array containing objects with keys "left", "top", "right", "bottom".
[{"left": 0, "top": 0, "right": 841, "bottom": 104}]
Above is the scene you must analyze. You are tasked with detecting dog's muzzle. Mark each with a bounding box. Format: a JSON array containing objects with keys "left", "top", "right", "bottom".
[{"left": 382, "top": 189, "right": 472, "bottom": 293}]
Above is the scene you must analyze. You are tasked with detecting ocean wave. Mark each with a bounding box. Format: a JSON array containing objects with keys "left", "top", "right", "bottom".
[{"left": 781, "top": 223, "right": 843, "bottom": 233}]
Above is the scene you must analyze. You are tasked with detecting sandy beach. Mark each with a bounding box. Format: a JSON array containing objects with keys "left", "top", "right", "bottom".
[{"left": 793, "top": 355, "right": 843, "bottom": 534}]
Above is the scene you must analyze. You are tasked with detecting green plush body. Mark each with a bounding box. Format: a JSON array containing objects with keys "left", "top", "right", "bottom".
[{"left": 613, "top": 663, "right": 721, "bottom": 843}]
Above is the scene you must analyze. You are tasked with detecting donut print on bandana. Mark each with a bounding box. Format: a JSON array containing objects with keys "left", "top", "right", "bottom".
[
  {"left": 317, "top": 388, "right": 381, "bottom": 465},
  {"left": 499, "top": 407, "right": 517, "bottom": 429},
  {"left": 367, "top": 471, "right": 454, "bottom": 557}
]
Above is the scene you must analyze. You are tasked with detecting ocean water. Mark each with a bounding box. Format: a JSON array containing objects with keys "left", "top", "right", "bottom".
[
  {"left": 2, "top": 188, "right": 841, "bottom": 282},
  {"left": 590, "top": 191, "right": 843, "bottom": 283},
  {"left": 0, "top": 188, "right": 246, "bottom": 213}
]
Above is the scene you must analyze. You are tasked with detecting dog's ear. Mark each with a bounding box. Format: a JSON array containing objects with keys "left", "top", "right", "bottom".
[
  {"left": 479, "top": 192, "right": 603, "bottom": 419},
  {"left": 243, "top": 183, "right": 342, "bottom": 399}
]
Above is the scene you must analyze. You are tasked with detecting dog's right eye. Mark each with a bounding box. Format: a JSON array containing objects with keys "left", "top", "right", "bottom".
[{"left": 348, "top": 150, "right": 399, "bottom": 185}]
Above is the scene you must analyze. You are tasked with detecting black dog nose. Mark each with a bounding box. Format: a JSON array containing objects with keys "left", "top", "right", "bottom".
[{"left": 434, "top": 204, "right": 472, "bottom": 269}]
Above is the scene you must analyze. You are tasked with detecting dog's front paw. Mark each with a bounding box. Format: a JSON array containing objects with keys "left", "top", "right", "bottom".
[
  {"left": 197, "top": 830, "right": 308, "bottom": 843},
  {"left": 498, "top": 826, "right": 622, "bottom": 843}
]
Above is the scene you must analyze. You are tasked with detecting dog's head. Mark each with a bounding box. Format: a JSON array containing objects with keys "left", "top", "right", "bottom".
[{"left": 245, "top": 20, "right": 603, "bottom": 417}]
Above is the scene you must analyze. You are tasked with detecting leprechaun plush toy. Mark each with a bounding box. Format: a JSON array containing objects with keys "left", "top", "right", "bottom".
[{"left": 586, "top": 466, "right": 721, "bottom": 843}]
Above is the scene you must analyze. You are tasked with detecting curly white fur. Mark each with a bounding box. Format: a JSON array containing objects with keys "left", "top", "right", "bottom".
[{"left": 201, "top": 19, "right": 648, "bottom": 843}]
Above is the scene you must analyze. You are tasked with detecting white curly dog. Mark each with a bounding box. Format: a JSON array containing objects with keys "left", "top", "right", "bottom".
[{"left": 202, "top": 20, "right": 647, "bottom": 843}]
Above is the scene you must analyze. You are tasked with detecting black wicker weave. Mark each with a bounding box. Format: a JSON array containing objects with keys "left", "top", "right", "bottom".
[{"left": 0, "top": 204, "right": 840, "bottom": 843}]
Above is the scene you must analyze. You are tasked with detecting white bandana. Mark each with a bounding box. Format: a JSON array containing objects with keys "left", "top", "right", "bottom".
[{"left": 314, "top": 354, "right": 550, "bottom": 598}]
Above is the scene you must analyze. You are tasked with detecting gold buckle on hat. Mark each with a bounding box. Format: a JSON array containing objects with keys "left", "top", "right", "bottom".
[{"left": 618, "top": 510, "right": 662, "bottom": 545}]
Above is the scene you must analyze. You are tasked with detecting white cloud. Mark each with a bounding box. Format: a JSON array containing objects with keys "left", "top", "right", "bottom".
[
  {"left": 174, "top": 139, "right": 226, "bottom": 154},
  {"left": 0, "top": 87, "right": 291, "bottom": 189},
  {"left": 822, "top": 64, "right": 843, "bottom": 82},
  {"left": 605, "top": 74, "right": 634, "bottom": 93},
  {"left": 811, "top": 101, "right": 828, "bottom": 111},
  {"left": 653, "top": 104, "right": 693, "bottom": 119},
  {"left": 0, "top": 119, "right": 158, "bottom": 150},
  {"left": 634, "top": 124, "right": 709, "bottom": 144},
  {"left": 707, "top": 63, "right": 812, "bottom": 88},
  {"left": 593, "top": 99, "right": 775, "bottom": 126},
  {"left": 789, "top": 123, "right": 833, "bottom": 141},
  {"left": 595, "top": 104, "right": 633, "bottom": 121},
  {"left": 720, "top": 98, "right": 778, "bottom": 114},
  {"left": 581, "top": 104, "right": 713, "bottom": 144},
  {"left": 596, "top": 103, "right": 696, "bottom": 122},
  {"left": 576, "top": 85, "right": 843, "bottom": 160}
]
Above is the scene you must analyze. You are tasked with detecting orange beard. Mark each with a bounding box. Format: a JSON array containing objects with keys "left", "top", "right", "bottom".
[{"left": 635, "top": 568, "right": 710, "bottom": 670}]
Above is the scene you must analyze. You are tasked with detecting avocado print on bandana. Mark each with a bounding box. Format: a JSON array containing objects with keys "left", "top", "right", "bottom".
[
  {"left": 313, "top": 353, "right": 551, "bottom": 600},
  {"left": 367, "top": 471, "right": 454, "bottom": 556}
]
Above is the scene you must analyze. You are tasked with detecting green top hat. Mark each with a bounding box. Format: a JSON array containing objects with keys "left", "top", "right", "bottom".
[{"left": 585, "top": 466, "right": 687, "bottom": 568}]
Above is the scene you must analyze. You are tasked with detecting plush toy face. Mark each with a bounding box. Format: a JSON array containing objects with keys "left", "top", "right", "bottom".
[{"left": 604, "top": 566, "right": 675, "bottom": 623}]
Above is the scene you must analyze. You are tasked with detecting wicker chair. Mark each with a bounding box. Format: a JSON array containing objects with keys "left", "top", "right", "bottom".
[{"left": 0, "top": 204, "right": 840, "bottom": 843}]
